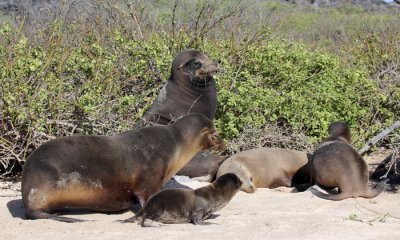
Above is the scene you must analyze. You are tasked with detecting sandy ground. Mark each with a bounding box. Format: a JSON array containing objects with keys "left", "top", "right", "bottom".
[{"left": 1, "top": 150, "right": 399, "bottom": 240}]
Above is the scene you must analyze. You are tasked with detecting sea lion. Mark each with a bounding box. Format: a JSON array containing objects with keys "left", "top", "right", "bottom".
[
  {"left": 176, "top": 150, "right": 228, "bottom": 182},
  {"left": 137, "top": 49, "right": 221, "bottom": 180},
  {"left": 21, "top": 114, "right": 224, "bottom": 222},
  {"left": 216, "top": 147, "right": 312, "bottom": 193},
  {"left": 311, "top": 122, "right": 386, "bottom": 201},
  {"left": 140, "top": 49, "right": 218, "bottom": 125},
  {"left": 123, "top": 173, "right": 242, "bottom": 227}
]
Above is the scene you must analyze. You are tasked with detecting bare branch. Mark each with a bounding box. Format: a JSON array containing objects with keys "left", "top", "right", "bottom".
[{"left": 359, "top": 121, "right": 400, "bottom": 155}]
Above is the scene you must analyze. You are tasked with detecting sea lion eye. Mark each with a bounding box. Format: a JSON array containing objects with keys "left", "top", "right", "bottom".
[{"left": 193, "top": 61, "right": 202, "bottom": 69}]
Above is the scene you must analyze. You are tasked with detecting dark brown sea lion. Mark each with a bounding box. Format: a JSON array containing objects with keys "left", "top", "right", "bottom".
[
  {"left": 216, "top": 148, "right": 312, "bottom": 193},
  {"left": 137, "top": 49, "right": 221, "bottom": 180},
  {"left": 176, "top": 150, "right": 228, "bottom": 182},
  {"left": 21, "top": 114, "right": 224, "bottom": 222},
  {"left": 140, "top": 49, "right": 218, "bottom": 125},
  {"left": 123, "top": 173, "right": 242, "bottom": 227},
  {"left": 311, "top": 122, "right": 386, "bottom": 201}
]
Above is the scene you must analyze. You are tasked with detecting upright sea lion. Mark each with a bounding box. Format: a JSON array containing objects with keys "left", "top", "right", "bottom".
[
  {"left": 123, "top": 173, "right": 242, "bottom": 227},
  {"left": 21, "top": 114, "right": 224, "bottom": 222},
  {"left": 311, "top": 122, "right": 386, "bottom": 201},
  {"left": 140, "top": 49, "right": 218, "bottom": 125},
  {"left": 216, "top": 148, "right": 312, "bottom": 193},
  {"left": 137, "top": 49, "right": 221, "bottom": 180}
]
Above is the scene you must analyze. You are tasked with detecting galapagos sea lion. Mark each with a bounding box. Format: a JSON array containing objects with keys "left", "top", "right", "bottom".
[
  {"left": 123, "top": 173, "right": 242, "bottom": 227},
  {"left": 21, "top": 114, "right": 224, "bottom": 222},
  {"left": 176, "top": 150, "right": 228, "bottom": 182},
  {"left": 216, "top": 148, "right": 312, "bottom": 193},
  {"left": 311, "top": 122, "right": 386, "bottom": 201},
  {"left": 140, "top": 49, "right": 219, "bottom": 125},
  {"left": 137, "top": 49, "right": 222, "bottom": 180}
]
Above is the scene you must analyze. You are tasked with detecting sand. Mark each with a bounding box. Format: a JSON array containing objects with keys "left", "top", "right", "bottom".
[{"left": 1, "top": 152, "right": 399, "bottom": 240}]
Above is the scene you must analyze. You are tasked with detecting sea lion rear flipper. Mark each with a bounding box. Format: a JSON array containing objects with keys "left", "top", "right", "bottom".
[
  {"left": 291, "top": 183, "right": 312, "bottom": 192},
  {"left": 26, "top": 210, "right": 86, "bottom": 223},
  {"left": 310, "top": 187, "right": 351, "bottom": 201},
  {"left": 361, "top": 181, "right": 387, "bottom": 198}
]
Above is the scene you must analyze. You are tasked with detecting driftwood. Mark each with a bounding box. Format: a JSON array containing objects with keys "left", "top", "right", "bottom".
[{"left": 358, "top": 121, "right": 400, "bottom": 156}]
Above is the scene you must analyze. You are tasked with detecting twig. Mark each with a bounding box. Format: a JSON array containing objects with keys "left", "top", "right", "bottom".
[
  {"left": 171, "top": 0, "right": 178, "bottom": 41},
  {"left": 381, "top": 148, "right": 399, "bottom": 179},
  {"left": 359, "top": 121, "right": 400, "bottom": 155},
  {"left": 354, "top": 198, "right": 400, "bottom": 220}
]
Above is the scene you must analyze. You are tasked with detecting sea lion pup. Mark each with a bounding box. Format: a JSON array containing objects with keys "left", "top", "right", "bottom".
[
  {"left": 311, "top": 122, "right": 386, "bottom": 201},
  {"left": 21, "top": 114, "right": 224, "bottom": 222},
  {"left": 140, "top": 49, "right": 219, "bottom": 125},
  {"left": 216, "top": 148, "right": 312, "bottom": 193},
  {"left": 123, "top": 173, "right": 242, "bottom": 227}
]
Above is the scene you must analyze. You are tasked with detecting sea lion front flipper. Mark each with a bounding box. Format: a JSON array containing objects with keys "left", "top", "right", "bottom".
[
  {"left": 122, "top": 216, "right": 138, "bottom": 223},
  {"left": 191, "top": 209, "right": 210, "bottom": 225}
]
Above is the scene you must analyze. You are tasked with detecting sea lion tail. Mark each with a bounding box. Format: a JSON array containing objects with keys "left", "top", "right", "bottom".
[
  {"left": 361, "top": 181, "right": 387, "bottom": 199},
  {"left": 310, "top": 187, "right": 351, "bottom": 201},
  {"left": 26, "top": 210, "right": 86, "bottom": 223}
]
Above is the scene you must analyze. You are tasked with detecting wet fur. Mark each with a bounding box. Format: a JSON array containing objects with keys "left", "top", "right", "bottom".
[
  {"left": 311, "top": 122, "right": 386, "bottom": 201},
  {"left": 123, "top": 173, "right": 242, "bottom": 227},
  {"left": 21, "top": 114, "right": 224, "bottom": 222}
]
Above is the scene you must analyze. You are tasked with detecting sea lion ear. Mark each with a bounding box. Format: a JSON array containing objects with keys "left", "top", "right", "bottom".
[
  {"left": 177, "top": 62, "right": 185, "bottom": 70},
  {"left": 177, "top": 59, "right": 191, "bottom": 70}
]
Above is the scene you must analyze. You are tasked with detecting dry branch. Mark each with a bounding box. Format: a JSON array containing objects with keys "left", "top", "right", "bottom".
[{"left": 359, "top": 121, "right": 400, "bottom": 155}]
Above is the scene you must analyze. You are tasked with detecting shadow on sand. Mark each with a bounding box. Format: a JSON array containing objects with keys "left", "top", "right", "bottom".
[{"left": 7, "top": 199, "right": 25, "bottom": 219}]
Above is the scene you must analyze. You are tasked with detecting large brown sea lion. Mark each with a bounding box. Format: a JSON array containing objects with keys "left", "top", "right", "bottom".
[
  {"left": 123, "top": 173, "right": 242, "bottom": 227},
  {"left": 137, "top": 49, "right": 222, "bottom": 180},
  {"left": 21, "top": 114, "right": 224, "bottom": 222},
  {"left": 311, "top": 122, "right": 386, "bottom": 201},
  {"left": 216, "top": 147, "right": 312, "bottom": 193}
]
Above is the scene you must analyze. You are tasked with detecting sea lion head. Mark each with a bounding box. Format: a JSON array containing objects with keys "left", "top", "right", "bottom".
[
  {"left": 173, "top": 113, "right": 224, "bottom": 151},
  {"left": 328, "top": 121, "right": 351, "bottom": 143},
  {"left": 213, "top": 173, "right": 243, "bottom": 193},
  {"left": 171, "top": 49, "right": 219, "bottom": 86},
  {"left": 241, "top": 176, "right": 256, "bottom": 193}
]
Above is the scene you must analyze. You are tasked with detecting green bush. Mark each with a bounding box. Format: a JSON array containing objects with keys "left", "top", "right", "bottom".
[
  {"left": 211, "top": 37, "right": 395, "bottom": 146},
  {"left": 0, "top": 5, "right": 398, "bottom": 176}
]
